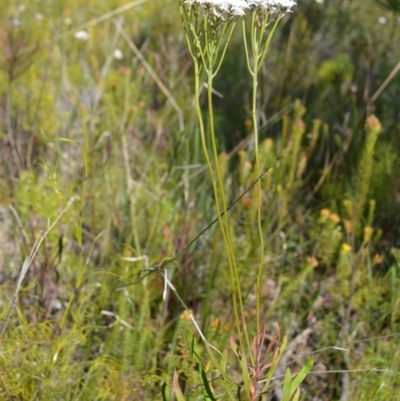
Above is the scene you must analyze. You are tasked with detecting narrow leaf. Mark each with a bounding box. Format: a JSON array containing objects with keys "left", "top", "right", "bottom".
[
  {"left": 291, "top": 387, "right": 301, "bottom": 401},
  {"left": 290, "top": 357, "right": 313, "bottom": 397},
  {"left": 261, "top": 335, "right": 288, "bottom": 393},
  {"left": 221, "top": 348, "right": 228, "bottom": 372},
  {"left": 161, "top": 382, "right": 169, "bottom": 401},
  {"left": 229, "top": 336, "right": 239, "bottom": 358},
  {"left": 239, "top": 353, "right": 251, "bottom": 400},
  {"left": 282, "top": 367, "right": 292, "bottom": 401},
  {"left": 188, "top": 333, "right": 216, "bottom": 400},
  {"left": 205, "top": 345, "right": 236, "bottom": 401}
]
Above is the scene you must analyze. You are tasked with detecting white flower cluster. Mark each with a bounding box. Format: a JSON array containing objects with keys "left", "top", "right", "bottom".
[
  {"left": 184, "top": 0, "right": 249, "bottom": 17},
  {"left": 183, "top": 0, "right": 296, "bottom": 17},
  {"left": 251, "top": 0, "right": 296, "bottom": 13}
]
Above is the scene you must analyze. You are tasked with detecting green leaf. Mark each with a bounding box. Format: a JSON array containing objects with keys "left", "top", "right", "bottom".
[
  {"left": 261, "top": 336, "right": 288, "bottom": 393},
  {"left": 239, "top": 353, "right": 251, "bottom": 400},
  {"left": 187, "top": 332, "right": 216, "bottom": 400},
  {"left": 290, "top": 357, "right": 313, "bottom": 397},
  {"left": 292, "top": 387, "right": 301, "bottom": 401},
  {"left": 229, "top": 337, "right": 239, "bottom": 359},
  {"left": 161, "top": 382, "right": 169, "bottom": 401},
  {"left": 282, "top": 367, "right": 292, "bottom": 401},
  {"left": 205, "top": 345, "right": 237, "bottom": 401}
]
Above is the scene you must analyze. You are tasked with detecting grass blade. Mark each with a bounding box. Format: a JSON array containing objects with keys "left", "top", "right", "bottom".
[
  {"left": 282, "top": 367, "right": 292, "bottom": 401},
  {"left": 290, "top": 357, "right": 313, "bottom": 397}
]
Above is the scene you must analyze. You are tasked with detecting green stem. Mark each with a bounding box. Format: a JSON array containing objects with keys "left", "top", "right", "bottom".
[
  {"left": 193, "top": 56, "right": 247, "bottom": 353},
  {"left": 244, "top": 10, "right": 283, "bottom": 337},
  {"left": 242, "top": 19, "right": 252, "bottom": 73},
  {"left": 182, "top": 1, "right": 268, "bottom": 369},
  {"left": 214, "top": 21, "right": 236, "bottom": 75},
  {"left": 251, "top": 52, "right": 265, "bottom": 337},
  {"left": 197, "top": 16, "right": 252, "bottom": 360},
  {"left": 260, "top": 16, "right": 281, "bottom": 64},
  {"left": 206, "top": 56, "right": 255, "bottom": 359}
]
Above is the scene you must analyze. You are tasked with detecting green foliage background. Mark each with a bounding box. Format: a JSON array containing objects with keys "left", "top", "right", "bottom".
[{"left": 0, "top": 0, "right": 400, "bottom": 399}]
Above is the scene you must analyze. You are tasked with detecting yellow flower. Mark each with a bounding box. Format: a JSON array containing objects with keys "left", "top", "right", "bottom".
[
  {"left": 320, "top": 208, "right": 330, "bottom": 217},
  {"left": 329, "top": 213, "right": 340, "bottom": 223},
  {"left": 341, "top": 243, "right": 352, "bottom": 252},
  {"left": 180, "top": 310, "right": 192, "bottom": 320}
]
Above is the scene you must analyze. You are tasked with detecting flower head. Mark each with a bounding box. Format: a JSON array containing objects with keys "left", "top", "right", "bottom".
[
  {"left": 247, "top": 0, "right": 296, "bottom": 14},
  {"left": 74, "top": 30, "right": 89, "bottom": 41},
  {"left": 222, "top": 0, "right": 251, "bottom": 16},
  {"left": 184, "top": 0, "right": 251, "bottom": 18},
  {"left": 276, "top": 0, "right": 296, "bottom": 12},
  {"left": 183, "top": 0, "right": 296, "bottom": 19}
]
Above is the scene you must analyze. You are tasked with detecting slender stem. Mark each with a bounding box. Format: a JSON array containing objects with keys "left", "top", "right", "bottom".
[
  {"left": 214, "top": 21, "right": 236, "bottom": 75},
  {"left": 181, "top": 1, "right": 280, "bottom": 370},
  {"left": 244, "top": 10, "right": 284, "bottom": 339},
  {"left": 213, "top": 20, "right": 228, "bottom": 63},
  {"left": 180, "top": 5, "right": 195, "bottom": 60},
  {"left": 260, "top": 16, "right": 281, "bottom": 64},
  {"left": 192, "top": 49, "right": 249, "bottom": 357},
  {"left": 195, "top": 12, "right": 253, "bottom": 360},
  {"left": 251, "top": 51, "right": 265, "bottom": 337},
  {"left": 183, "top": 5, "right": 208, "bottom": 69},
  {"left": 242, "top": 19, "right": 252, "bottom": 74},
  {"left": 251, "top": 12, "right": 256, "bottom": 56},
  {"left": 206, "top": 59, "right": 253, "bottom": 358}
]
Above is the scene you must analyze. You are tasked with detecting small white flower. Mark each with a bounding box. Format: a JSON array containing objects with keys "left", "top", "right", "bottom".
[
  {"left": 113, "top": 49, "right": 123, "bottom": 60},
  {"left": 224, "top": 0, "right": 250, "bottom": 16},
  {"left": 277, "top": 0, "right": 296, "bottom": 9},
  {"left": 248, "top": 0, "right": 276, "bottom": 12},
  {"left": 35, "top": 13, "right": 44, "bottom": 20},
  {"left": 378, "top": 16, "right": 387, "bottom": 25},
  {"left": 272, "top": 0, "right": 296, "bottom": 13},
  {"left": 248, "top": 0, "right": 296, "bottom": 14},
  {"left": 12, "top": 18, "right": 22, "bottom": 26},
  {"left": 183, "top": 0, "right": 295, "bottom": 17},
  {"left": 74, "top": 30, "right": 89, "bottom": 41},
  {"left": 184, "top": 0, "right": 250, "bottom": 17}
]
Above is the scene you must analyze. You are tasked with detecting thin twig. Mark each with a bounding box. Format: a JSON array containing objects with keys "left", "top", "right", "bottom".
[
  {"left": 0, "top": 197, "right": 75, "bottom": 336},
  {"left": 369, "top": 59, "right": 400, "bottom": 105},
  {"left": 162, "top": 269, "right": 222, "bottom": 355}
]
